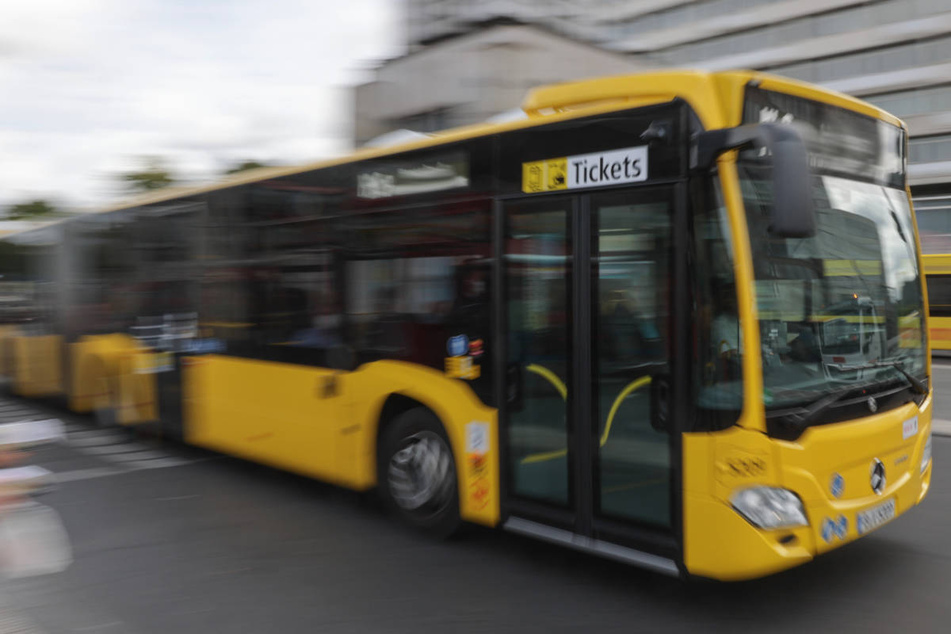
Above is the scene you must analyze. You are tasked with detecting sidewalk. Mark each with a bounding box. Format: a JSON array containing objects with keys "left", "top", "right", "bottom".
[{"left": 933, "top": 419, "right": 951, "bottom": 437}]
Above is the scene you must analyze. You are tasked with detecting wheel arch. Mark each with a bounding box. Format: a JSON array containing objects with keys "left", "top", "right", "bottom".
[
  {"left": 372, "top": 392, "right": 457, "bottom": 486},
  {"left": 357, "top": 360, "right": 500, "bottom": 527}
]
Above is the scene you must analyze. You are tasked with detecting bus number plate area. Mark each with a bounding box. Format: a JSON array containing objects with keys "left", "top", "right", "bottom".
[{"left": 856, "top": 498, "right": 896, "bottom": 535}]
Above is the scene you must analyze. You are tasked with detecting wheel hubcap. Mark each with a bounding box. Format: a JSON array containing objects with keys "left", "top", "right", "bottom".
[{"left": 388, "top": 431, "right": 453, "bottom": 512}]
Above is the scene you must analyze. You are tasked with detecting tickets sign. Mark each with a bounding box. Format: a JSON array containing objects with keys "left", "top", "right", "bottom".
[{"left": 522, "top": 146, "right": 648, "bottom": 193}]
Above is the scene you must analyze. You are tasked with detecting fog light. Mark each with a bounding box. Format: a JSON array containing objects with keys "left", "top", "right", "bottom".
[{"left": 731, "top": 486, "right": 808, "bottom": 529}]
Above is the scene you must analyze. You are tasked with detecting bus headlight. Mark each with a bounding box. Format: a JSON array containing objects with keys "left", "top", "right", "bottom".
[
  {"left": 731, "top": 486, "right": 808, "bottom": 529},
  {"left": 921, "top": 434, "right": 932, "bottom": 474}
]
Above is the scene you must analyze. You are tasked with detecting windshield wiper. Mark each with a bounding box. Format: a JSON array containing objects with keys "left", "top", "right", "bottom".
[
  {"left": 779, "top": 388, "right": 854, "bottom": 432},
  {"left": 826, "top": 359, "right": 929, "bottom": 395}
]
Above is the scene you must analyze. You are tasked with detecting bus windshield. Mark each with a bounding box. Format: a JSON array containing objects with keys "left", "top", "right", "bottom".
[
  {"left": 736, "top": 89, "right": 926, "bottom": 415},
  {"left": 738, "top": 168, "right": 927, "bottom": 412}
]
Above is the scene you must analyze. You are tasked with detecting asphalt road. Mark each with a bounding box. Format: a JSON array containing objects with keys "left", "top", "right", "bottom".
[{"left": 1, "top": 370, "right": 951, "bottom": 633}]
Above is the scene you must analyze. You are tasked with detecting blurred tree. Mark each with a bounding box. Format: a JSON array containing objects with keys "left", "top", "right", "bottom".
[
  {"left": 5, "top": 199, "right": 60, "bottom": 220},
  {"left": 123, "top": 158, "right": 174, "bottom": 192},
  {"left": 225, "top": 160, "right": 269, "bottom": 175}
]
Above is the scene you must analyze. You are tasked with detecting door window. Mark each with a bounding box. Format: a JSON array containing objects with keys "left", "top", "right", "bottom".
[
  {"left": 504, "top": 200, "right": 573, "bottom": 506},
  {"left": 591, "top": 190, "right": 672, "bottom": 527}
]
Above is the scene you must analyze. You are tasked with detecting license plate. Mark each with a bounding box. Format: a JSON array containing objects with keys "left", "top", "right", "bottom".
[{"left": 856, "top": 499, "right": 896, "bottom": 534}]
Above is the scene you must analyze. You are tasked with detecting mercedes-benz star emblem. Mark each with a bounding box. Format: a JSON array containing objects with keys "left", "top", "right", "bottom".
[
  {"left": 870, "top": 458, "right": 886, "bottom": 495},
  {"left": 867, "top": 397, "right": 878, "bottom": 413}
]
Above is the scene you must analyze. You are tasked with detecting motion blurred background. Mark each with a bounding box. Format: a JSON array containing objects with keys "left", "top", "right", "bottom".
[
  {"left": 3, "top": 1, "right": 951, "bottom": 631},
  {"left": 4, "top": 0, "right": 951, "bottom": 238}
]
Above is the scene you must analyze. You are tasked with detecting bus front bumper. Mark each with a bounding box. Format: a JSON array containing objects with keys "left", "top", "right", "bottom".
[{"left": 684, "top": 411, "right": 932, "bottom": 581}]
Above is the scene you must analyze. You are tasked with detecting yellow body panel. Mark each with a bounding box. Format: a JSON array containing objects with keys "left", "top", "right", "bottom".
[
  {"left": 684, "top": 392, "right": 932, "bottom": 581},
  {"left": 69, "top": 334, "right": 142, "bottom": 413},
  {"left": 717, "top": 160, "right": 766, "bottom": 433},
  {"left": 116, "top": 352, "right": 159, "bottom": 424},
  {"left": 183, "top": 356, "right": 500, "bottom": 526},
  {"left": 184, "top": 355, "right": 343, "bottom": 482},
  {"left": 922, "top": 253, "right": 951, "bottom": 275},
  {"left": 12, "top": 335, "right": 63, "bottom": 397},
  {"left": 0, "top": 325, "right": 22, "bottom": 379},
  {"left": 928, "top": 316, "right": 951, "bottom": 351},
  {"left": 922, "top": 254, "right": 951, "bottom": 351}
]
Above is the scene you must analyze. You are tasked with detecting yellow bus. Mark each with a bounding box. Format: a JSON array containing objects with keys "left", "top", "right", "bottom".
[
  {"left": 917, "top": 192, "right": 951, "bottom": 351},
  {"left": 0, "top": 71, "right": 933, "bottom": 581},
  {"left": 920, "top": 255, "right": 951, "bottom": 352}
]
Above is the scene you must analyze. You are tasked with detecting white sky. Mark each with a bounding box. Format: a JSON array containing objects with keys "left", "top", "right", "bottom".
[{"left": 0, "top": 0, "right": 402, "bottom": 212}]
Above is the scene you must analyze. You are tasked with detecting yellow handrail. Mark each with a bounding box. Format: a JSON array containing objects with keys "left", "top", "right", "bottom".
[
  {"left": 518, "top": 372, "right": 652, "bottom": 465},
  {"left": 599, "top": 375, "right": 651, "bottom": 448},
  {"left": 525, "top": 363, "right": 567, "bottom": 400}
]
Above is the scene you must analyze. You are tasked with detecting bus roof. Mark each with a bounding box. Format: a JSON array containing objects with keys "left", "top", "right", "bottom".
[{"left": 1, "top": 69, "right": 906, "bottom": 240}]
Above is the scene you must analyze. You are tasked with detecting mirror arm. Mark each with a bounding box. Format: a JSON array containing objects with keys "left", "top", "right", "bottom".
[
  {"left": 694, "top": 127, "right": 754, "bottom": 171},
  {"left": 692, "top": 122, "right": 816, "bottom": 239},
  {"left": 694, "top": 123, "right": 801, "bottom": 171}
]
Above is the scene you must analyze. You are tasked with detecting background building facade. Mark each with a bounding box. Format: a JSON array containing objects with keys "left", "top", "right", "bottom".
[
  {"left": 353, "top": 20, "right": 648, "bottom": 147},
  {"left": 360, "top": 0, "right": 951, "bottom": 230}
]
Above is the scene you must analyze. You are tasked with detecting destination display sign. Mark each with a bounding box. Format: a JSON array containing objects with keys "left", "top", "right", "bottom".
[
  {"left": 742, "top": 87, "right": 904, "bottom": 189},
  {"left": 357, "top": 151, "right": 469, "bottom": 199}
]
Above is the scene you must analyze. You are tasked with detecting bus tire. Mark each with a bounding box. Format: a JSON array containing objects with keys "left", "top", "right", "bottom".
[{"left": 378, "top": 407, "right": 460, "bottom": 537}]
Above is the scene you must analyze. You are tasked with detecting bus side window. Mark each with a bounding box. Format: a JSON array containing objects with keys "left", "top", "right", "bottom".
[
  {"left": 342, "top": 202, "right": 493, "bottom": 404},
  {"left": 239, "top": 182, "right": 345, "bottom": 365}
]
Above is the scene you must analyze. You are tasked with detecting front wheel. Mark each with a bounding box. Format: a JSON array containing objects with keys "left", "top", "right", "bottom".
[{"left": 379, "top": 408, "right": 460, "bottom": 537}]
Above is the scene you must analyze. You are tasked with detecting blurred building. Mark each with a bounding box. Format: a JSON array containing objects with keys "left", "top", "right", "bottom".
[
  {"left": 353, "top": 19, "right": 648, "bottom": 147},
  {"left": 405, "top": 0, "right": 607, "bottom": 51},
  {"left": 358, "top": 0, "right": 951, "bottom": 213}
]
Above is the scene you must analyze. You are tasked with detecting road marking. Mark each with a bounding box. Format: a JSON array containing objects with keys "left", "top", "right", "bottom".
[
  {"left": 126, "top": 458, "right": 192, "bottom": 469},
  {"left": 56, "top": 467, "right": 126, "bottom": 483},
  {"left": 2, "top": 397, "right": 205, "bottom": 478},
  {"left": 100, "top": 450, "right": 185, "bottom": 463},
  {"left": 67, "top": 429, "right": 128, "bottom": 440},
  {"left": 67, "top": 435, "right": 133, "bottom": 448},
  {"left": 75, "top": 622, "right": 125, "bottom": 631},
  {"left": 77, "top": 444, "right": 160, "bottom": 457}
]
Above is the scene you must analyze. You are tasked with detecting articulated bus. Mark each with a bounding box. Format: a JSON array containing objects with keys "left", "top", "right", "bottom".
[
  {"left": 916, "top": 195, "right": 951, "bottom": 351},
  {"left": 0, "top": 71, "right": 932, "bottom": 581},
  {"left": 920, "top": 255, "right": 951, "bottom": 353}
]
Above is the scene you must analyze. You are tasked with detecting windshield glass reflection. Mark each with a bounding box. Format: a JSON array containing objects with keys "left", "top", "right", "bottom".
[{"left": 738, "top": 169, "right": 926, "bottom": 408}]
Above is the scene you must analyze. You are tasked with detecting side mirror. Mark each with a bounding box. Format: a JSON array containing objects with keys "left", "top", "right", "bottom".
[{"left": 695, "top": 122, "right": 816, "bottom": 239}]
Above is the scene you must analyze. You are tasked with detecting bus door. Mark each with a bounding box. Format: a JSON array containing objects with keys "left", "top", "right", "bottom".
[{"left": 501, "top": 185, "right": 681, "bottom": 567}]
